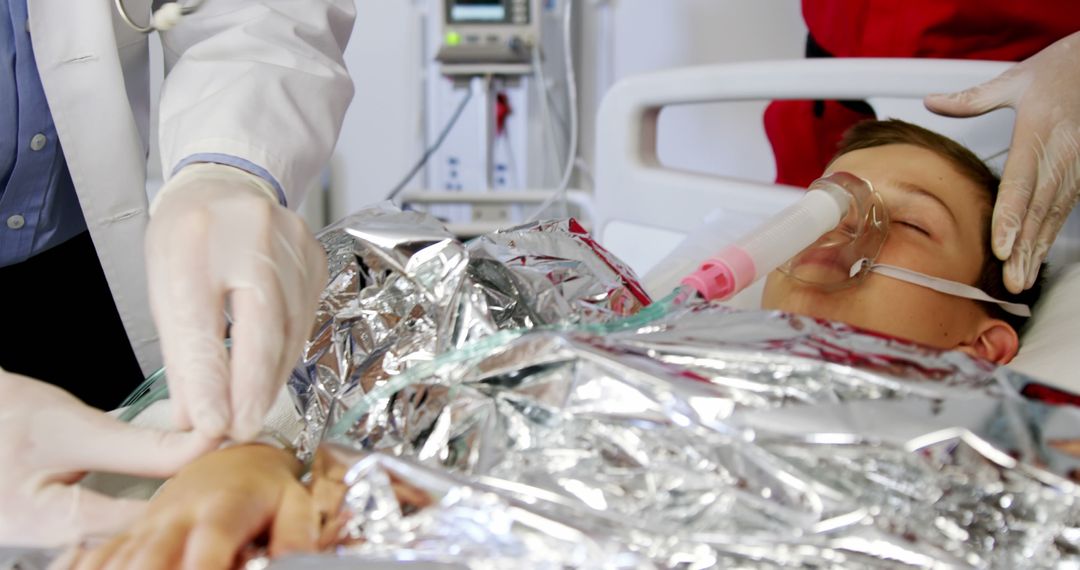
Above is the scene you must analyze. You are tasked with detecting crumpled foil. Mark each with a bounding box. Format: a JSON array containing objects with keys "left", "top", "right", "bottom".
[
  {"left": 288, "top": 205, "right": 649, "bottom": 460},
  {"left": 272, "top": 205, "right": 1080, "bottom": 569},
  {"left": 3, "top": 206, "right": 1077, "bottom": 570}
]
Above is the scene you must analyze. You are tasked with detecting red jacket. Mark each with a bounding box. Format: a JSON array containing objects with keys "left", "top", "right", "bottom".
[{"left": 766, "top": 0, "right": 1080, "bottom": 187}]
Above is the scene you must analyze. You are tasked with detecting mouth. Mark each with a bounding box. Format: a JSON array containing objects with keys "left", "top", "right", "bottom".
[{"left": 788, "top": 248, "right": 852, "bottom": 280}]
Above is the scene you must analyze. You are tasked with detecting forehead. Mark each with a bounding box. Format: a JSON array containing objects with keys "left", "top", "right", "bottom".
[{"left": 827, "top": 143, "right": 992, "bottom": 221}]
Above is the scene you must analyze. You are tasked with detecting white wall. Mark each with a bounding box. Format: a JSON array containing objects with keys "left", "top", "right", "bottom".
[
  {"left": 330, "top": 1, "right": 807, "bottom": 224},
  {"left": 581, "top": 1, "right": 805, "bottom": 184},
  {"left": 330, "top": 1, "right": 428, "bottom": 222}
]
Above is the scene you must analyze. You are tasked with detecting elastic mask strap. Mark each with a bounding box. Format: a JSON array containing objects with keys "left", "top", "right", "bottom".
[{"left": 857, "top": 261, "right": 1031, "bottom": 318}]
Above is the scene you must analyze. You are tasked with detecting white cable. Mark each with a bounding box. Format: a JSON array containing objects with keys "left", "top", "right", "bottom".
[
  {"left": 574, "top": 157, "right": 594, "bottom": 189},
  {"left": 532, "top": 44, "right": 565, "bottom": 184},
  {"left": 385, "top": 85, "right": 474, "bottom": 202},
  {"left": 526, "top": 0, "right": 579, "bottom": 223},
  {"left": 500, "top": 123, "right": 524, "bottom": 219},
  {"left": 556, "top": 0, "right": 579, "bottom": 194},
  {"left": 501, "top": 123, "right": 521, "bottom": 189},
  {"left": 114, "top": 0, "right": 154, "bottom": 33},
  {"left": 539, "top": 64, "right": 571, "bottom": 138}
]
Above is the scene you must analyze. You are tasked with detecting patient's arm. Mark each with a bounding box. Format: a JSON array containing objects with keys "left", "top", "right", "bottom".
[{"left": 73, "top": 444, "right": 317, "bottom": 570}]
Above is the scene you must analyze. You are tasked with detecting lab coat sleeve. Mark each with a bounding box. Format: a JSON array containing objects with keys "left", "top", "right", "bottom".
[{"left": 155, "top": 0, "right": 355, "bottom": 209}]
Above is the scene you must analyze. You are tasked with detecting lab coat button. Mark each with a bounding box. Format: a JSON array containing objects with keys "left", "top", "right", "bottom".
[
  {"left": 30, "top": 133, "right": 47, "bottom": 151},
  {"left": 7, "top": 214, "right": 25, "bottom": 230}
]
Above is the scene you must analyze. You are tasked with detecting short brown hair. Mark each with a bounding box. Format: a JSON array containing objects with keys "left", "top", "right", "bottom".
[{"left": 832, "top": 119, "right": 1043, "bottom": 333}]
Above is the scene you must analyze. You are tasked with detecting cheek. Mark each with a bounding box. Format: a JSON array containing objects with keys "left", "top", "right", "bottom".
[
  {"left": 761, "top": 271, "right": 878, "bottom": 322},
  {"left": 761, "top": 272, "right": 831, "bottom": 314},
  {"left": 760, "top": 273, "right": 980, "bottom": 349},
  {"left": 848, "top": 278, "right": 981, "bottom": 348},
  {"left": 877, "top": 236, "right": 982, "bottom": 284},
  {"left": 877, "top": 240, "right": 930, "bottom": 273},
  {"left": 761, "top": 272, "right": 785, "bottom": 309}
]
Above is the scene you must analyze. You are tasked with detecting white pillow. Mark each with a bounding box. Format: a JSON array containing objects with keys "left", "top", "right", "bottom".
[{"left": 1007, "top": 263, "right": 1080, "bottom": 391}]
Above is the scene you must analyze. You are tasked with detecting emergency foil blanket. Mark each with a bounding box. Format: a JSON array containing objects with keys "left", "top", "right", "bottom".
[{"left": 277, "top": 205, "right": 1080, "bottom": 569}]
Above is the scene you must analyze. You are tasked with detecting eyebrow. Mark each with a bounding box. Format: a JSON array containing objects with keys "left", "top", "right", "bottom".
[{"left": 887, "top": 180, "right": 958, "bottom": 227}]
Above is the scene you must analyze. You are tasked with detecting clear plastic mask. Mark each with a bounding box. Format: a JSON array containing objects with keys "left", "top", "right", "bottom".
[
  {"left": 777, "top": 172, "right": 889, "bottom": 290},
  {"left": 777, "top": 172, "right": 1031, "bottom": 318}
]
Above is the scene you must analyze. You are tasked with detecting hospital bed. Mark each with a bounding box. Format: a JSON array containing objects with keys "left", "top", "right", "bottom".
[
  {"left": 4, "top": 58, "right": 1080, "bottom": 570},
  {"left": 591, "top": 58, "right": 1080, "bottom": 391}
]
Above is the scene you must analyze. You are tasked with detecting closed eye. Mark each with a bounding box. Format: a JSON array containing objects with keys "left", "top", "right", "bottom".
[{"left": 897, "top": 221, "right": 930, "bottom": 236}]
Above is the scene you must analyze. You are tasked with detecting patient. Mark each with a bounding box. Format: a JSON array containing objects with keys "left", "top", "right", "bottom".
[
  {"left": 762, "top": 119, "right": 1043, "bottom": 365},
  {"left": 72, "top": 120, "right": 1049, "bottom": 570}
]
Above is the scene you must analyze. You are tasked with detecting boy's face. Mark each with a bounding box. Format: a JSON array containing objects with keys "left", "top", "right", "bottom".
[{"left": 761, "top": 143, "right": 993, "bottom": 349}]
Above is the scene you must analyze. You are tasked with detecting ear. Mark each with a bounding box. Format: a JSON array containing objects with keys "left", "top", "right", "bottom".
[{"left": 956, "top": 319, "right": 1020, "bottom": 364}]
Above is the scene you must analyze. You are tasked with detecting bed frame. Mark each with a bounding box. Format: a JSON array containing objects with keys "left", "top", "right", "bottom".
[{"left": 590, "top": 58, "right": 1079, "bottom": 278}]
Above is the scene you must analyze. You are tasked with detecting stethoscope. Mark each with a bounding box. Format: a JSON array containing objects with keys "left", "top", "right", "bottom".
[{"left": 113, "top": 0, "right": 205, "bottom": 33}]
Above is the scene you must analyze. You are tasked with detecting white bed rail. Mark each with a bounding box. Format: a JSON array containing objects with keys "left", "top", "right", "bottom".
[{"left": 594, "top": 58, "right": 1013, "bottom": 243}]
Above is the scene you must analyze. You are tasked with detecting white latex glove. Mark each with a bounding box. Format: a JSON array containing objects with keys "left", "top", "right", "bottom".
[
  {"left": 0, "top": 370, "right": 219, "bottom": 547},
  {"left": 925, "top": 31, "right": 1080, "bottom": 293},
  {"left": 146, "top": 163, "right": 327, "bottom": 442}
]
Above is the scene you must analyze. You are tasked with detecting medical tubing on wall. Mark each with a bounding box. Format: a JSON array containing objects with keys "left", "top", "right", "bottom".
[
  {"left": 682, "top": 187, "right": 850, "bottom": 301},
  {"left": 526, "top": 0, "right": 579, "bottom": 223},
  {"left": 556, "top": 0, "right": 579, "bottom": 194},
  {"left": 532, "top": 44, "right": 564, "bottom": 183},
  {"left": 385, "top": 86, "right": 475, "bottom": 202}
]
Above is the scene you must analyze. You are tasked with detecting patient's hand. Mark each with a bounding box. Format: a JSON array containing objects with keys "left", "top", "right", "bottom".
[{"left": 73, "top": 444, "right": 316, "bottom": 570}]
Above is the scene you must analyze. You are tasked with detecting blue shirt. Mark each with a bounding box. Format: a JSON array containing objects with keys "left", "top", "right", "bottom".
[
  {"left": 0, "top": 0, "right": 86, "bottom": 267},
  {"left": 0, "top": 0, "right": 286, "bottom": 269}
]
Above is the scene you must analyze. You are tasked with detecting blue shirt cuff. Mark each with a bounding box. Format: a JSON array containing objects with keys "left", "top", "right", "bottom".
[{"left": 172, "top": 154, "right": 287, "bottom": 207}]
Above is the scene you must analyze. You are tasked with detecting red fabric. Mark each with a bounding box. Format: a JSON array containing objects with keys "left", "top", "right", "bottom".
[
  {"left": 764, "top": 100, "right": 875, "bottom": 187},
  {"left": 768, "top": 0, "right": 1080, "bottom": 187},
  {"left": 803, "top": 0, "right": 1080, "bottom": 61},
  {"left": 496, "top": 92, "right": 511, "bottom": 136},
  {"left": 1021, "top": 382, "right": 1080, "bottom": 407}
]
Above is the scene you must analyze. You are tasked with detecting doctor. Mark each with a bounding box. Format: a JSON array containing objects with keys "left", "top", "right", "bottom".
[{"left": 0, "top": 0, "right": 352, "bottom": 546}]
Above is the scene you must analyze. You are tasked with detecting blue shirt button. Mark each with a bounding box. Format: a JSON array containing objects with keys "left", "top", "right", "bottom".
[
  {"left": 29, "top": 133, "right": 47, "bottom": 151},
  {"left": 7, "top": 214, "right": 26, "bottom": 229}
]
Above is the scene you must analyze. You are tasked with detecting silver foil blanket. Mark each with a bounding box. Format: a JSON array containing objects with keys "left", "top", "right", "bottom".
[
  {"left": 281, "top": 206, "right": 1080, "bottom": 569},
  {"left": 288, "top": 205, "right": 650, "bottom": 460}
]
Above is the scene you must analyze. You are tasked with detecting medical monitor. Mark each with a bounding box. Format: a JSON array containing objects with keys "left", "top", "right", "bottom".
[
  {"left": 447, "top": 0, "right": 528, "bottom": 25},
  {"left": 438, "top": 0, "right": 538, "bottom": 76}
]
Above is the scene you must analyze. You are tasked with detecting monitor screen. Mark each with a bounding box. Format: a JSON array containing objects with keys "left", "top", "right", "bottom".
[{"left": 449, "top": 0, "right": 507, "bottom": 23}]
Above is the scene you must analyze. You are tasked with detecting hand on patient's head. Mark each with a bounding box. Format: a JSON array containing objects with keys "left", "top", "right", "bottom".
[
  {"left": 925, "top": 30, "right": 1080, "bottom": 293},
  {"left": 73, "top": 445, "right": 318, "bottom": 570},
  {"left": 762, "top": 120, "right": 1046, "bottom": 364}
]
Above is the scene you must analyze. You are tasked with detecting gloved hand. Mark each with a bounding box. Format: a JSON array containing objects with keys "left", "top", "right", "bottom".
[
  {"left": 0, "top": 369, "right": 219, "bottom": 547},
  {"left": 145, "top": 163, "right": 328, "bottom": 442},
  {"left": 925, "top": 30, "right": 1080, "bottom": 293}
]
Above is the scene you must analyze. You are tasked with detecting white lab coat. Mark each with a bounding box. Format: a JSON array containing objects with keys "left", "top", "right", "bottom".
[{"left": 25, "top": 0, "right": 355, "bottom": 375}]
